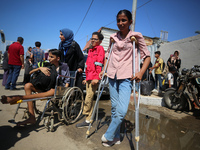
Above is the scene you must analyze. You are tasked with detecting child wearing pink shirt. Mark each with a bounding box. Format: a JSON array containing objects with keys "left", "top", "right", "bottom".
[
  {"left": 99, "top": 9, "right": 151, "bottom": 147},
  {"left": 76, "top": 32, "right": 105, "bottom": 128}
]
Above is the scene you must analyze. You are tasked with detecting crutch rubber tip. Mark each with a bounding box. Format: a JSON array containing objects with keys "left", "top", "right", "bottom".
[
  {"left": 86, "top": 130, "right": 90, "bottom": 135},
  {"left": 86, "top": 131, "right": 89, "bottom": 138},
  {"left": 135, "top": 136, "right": 140, "bottom": 142},
  {"left": 131, "top": 36, "right": 138, "bottom": 44}
]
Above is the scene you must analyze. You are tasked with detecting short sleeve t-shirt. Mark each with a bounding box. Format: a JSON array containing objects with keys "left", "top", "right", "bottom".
[
  {"left": 167, "top": 72, "right": 174, "bottom": 85},
  {"left": 155, "top": 57, "right": 163, "bottom": 74},
  {"left": 8, "top": 42, "right": 24, "bottom": 66},
  {"left": 32, "top": 48, "right": 45, "bottom": 69}
]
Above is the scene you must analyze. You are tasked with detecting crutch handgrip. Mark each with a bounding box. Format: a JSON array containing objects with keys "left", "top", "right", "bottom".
[
  {"left": 10, "top": 99, "right": 23, "bottom": 105},
  {"left": 130, "top": 36, "right": 138, "bottom": 44},
  {"left": 110, "top": 38, "right": 115, "bottom": 43}
]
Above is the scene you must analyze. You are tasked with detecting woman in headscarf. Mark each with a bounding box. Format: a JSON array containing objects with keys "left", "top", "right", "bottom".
[
  {"left": 167, "top": 50, "right": 181, "bottom": 88},
  {"left": 59, "top": 28, "right": 84, "bottom": 90}
]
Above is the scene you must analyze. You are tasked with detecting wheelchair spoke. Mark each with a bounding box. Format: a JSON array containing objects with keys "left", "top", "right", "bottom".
[{"left": 62, "top": 87, "right": 84, "bottom": 124}]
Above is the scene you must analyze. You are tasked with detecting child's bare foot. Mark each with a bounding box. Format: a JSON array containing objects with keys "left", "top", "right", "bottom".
[
  {"left": 17, "top": 117, "right": 36, "bottom": 126},
  {"left": 1, "top": 95, "right": 8, "bottom": 104},
  {"left": 5, "top": 95, "right": 22, "bottom": 104}
]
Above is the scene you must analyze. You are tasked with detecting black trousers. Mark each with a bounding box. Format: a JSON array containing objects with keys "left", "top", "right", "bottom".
[
  {"left": 173, "top": 72, "right": 179, "bottom": 88},
  {"left": 75, "top": 73, "right": 83, "bottom": 91}
]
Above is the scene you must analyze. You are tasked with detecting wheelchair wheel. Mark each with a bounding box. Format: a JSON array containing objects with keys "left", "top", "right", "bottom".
[
  {"left": 43, "top": 110, "right": 54, "bottom": 132},
  {"left": 62, "top": 87, "right": 84, "bottom": 124},
  {"left": 49, "top": 110, "right": 54, "bottom": 132}
]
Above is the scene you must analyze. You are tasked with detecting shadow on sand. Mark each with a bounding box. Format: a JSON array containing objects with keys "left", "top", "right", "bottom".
[{"left": 0, "top": 125, "right": 41, "bottom": 150}]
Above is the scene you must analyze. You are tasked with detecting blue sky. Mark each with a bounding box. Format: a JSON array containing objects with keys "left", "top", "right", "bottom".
[{"left": 0, "top": 0, "right": 200, "bottom": 52}]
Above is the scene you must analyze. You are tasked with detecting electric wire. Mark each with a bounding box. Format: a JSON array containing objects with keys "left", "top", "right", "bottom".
[
  {"left": 75, "top": 0, "right": 94, "bottom": 37},
  {"left": 104, "top": 0, "right": 153, "bottom": 27},
  {"left": 145, "top": 8, "right": 157, "bottom": 37},
  {"left": 137, "top": 0, "right": 152, "bottom": 9},
  {"left": 77, "top": 0, "right": 153, "bottom": 43}
]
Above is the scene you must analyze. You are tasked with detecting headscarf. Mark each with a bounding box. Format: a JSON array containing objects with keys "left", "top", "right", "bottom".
[{"left": 59, "top": 28, "right": 74, "bottom": 50}]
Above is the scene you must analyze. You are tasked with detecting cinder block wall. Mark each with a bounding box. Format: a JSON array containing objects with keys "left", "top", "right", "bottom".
[{"left": 158, "top": 34, "right": 200, "bottom": 70}]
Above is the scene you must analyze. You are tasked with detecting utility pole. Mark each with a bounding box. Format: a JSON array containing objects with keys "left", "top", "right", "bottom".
[
  {"left": 131, "top": 1, "right": 140, "bottom": 150},
  {"left": 131, "top": 0, "right": 137, "bottom": 31}
]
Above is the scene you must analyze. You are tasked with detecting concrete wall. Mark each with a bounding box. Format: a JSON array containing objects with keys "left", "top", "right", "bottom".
[{"left": 158, "top": 34, "right": 200, "bottom": 70}]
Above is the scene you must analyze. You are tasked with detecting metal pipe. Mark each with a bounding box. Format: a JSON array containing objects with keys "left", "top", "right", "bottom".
[{"left": 131, "top": 0, "right": 137, "bottom": 31}]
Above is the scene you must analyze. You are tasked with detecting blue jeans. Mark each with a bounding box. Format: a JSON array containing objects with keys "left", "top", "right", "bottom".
[
  {"left": 5, "top": 65, "right": 21, "bottom": 89},
  {"left": 155, "top": 74, "right": 162, "bottom": 91},
  {"left": 104, "top": 76, "right": 132, "bottom": 141}
]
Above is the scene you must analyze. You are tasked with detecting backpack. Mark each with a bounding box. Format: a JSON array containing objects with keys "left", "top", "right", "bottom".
[
  {"left": 160, "top": 59, "right": 169, "bottom": 76},
  {"left": 30, "top": 61, "right": 58, "bottom": 92},
  {"left": 162, "top": 73, "right": 173, "bottom": 85},
  {"left": 37, "top": 60, "right": 49, "bottom": 67},
  {"left": 162, "top": 74, "right": 168, "bottom": 85}
]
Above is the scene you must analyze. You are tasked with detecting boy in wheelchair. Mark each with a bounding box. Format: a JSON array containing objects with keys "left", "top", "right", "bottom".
[{"left": 1, "top": 49, "right": 70, "bottom": 126}]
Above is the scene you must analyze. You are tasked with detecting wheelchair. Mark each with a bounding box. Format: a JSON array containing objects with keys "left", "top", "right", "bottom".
[{"left": 9, "top": 71, "right": 84, "bottom": 132}]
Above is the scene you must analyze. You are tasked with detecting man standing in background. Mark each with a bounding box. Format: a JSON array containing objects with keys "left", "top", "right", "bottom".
[
  {"left": 149, "top": 51, "right": 163, "bottom": 93},
  {"left": 5, "top": 37, "right": 24, "bottom": 90},
  {"left": 31, "top": 41, "right": 45, "bottom": 69}
]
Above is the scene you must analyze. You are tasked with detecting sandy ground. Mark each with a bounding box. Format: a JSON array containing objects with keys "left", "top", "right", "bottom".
[
  {"left": 0, "top": 69, "right": 136, "bottom": 150},
  {"left": 0, "top": 68, "right": 200, "bottom": 150}
]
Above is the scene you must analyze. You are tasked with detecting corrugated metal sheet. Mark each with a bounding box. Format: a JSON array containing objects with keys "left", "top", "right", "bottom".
[
  {"left": 100, "top": 27, "right": 118, "bottom": 51},
  {"left": 147, "top": 44, "right": 157, "bottom": 64},
  {"left": 147, "top": 44, "right": 158, "bottom": 78}
]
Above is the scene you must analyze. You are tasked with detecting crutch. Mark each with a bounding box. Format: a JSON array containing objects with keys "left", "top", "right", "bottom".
[
  {"left": 7, "top": 97, "right": 52, "bottom": 124},
  {"left": 131, "top": 36, "right": 140, "bottom": 150},
  {"left": 86, "top": 38, "right": 115, "bottom": 138}
]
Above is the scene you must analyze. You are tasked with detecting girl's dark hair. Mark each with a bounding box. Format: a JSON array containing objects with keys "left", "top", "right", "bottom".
[
  {"left": 92, "top": 32, "right": 104, "bottom": 41},
  {"left": 48, "top": 49, "right": 61, "bottom": 58},
  {"left": 117, "top": 9, "right": 132, "bottom": 21},
  {"left": 28, "top": 47, "right": 32, "bottom": 51}
]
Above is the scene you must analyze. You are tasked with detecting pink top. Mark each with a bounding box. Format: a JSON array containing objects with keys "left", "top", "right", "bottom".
[
  {"left": 105, "top": 30, "right": 150, "bottom": 80},
  {"left": 86, "top": 45, "right": 105, "bottom": 81}
]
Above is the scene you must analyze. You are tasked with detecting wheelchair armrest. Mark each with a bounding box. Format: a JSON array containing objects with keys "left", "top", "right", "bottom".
[
  {"left": 56, "top": 70, "right": 78, "bottom": 81},
  {"left": 54, "top": 71, "right": 78, "bottom": 97}
]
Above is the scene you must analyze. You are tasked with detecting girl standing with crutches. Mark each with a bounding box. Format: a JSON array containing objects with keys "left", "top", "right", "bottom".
[{"left": 99, "top": 9, "right": 151, "bottom": 147}]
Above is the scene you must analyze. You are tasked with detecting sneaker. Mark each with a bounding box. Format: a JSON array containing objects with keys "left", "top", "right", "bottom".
[
  {"left": 113, "top": 138, "right": 121, "bottom": 145},
  {"left": 101, "top": 134, "right": 108, "bottom": 142},
  {"left": 102, "top": 140, "right": 121, "bottom": 147},
  {"left": 152, "top": 89, "right": 158, "bottom": 93},
  {"left": 76, "top": 121, "right": 90, "bottom": 128},
  {"left": 101, "top": 134, "right": 121, "bottom": 147},
  {"left": 102, "top": 141, "right": 115, "bottom": 147}
]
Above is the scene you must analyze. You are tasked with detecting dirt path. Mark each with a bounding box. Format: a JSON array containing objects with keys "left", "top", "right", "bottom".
[{"left": 1, "top": 68, "right": 200, "bottom": 150}]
